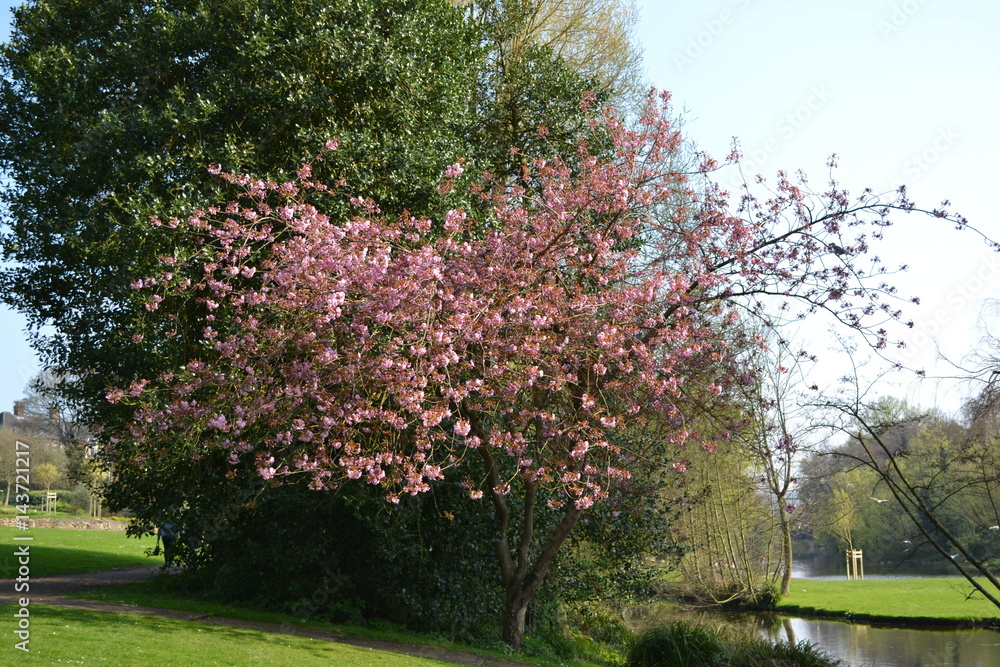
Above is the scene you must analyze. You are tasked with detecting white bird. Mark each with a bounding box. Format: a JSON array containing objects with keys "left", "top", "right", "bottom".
[
  {"left": 989, "top": 526, "right": 999, "bottom": 530},
  {"left": 902, "top": 540, "right": 911, "bottom": 544},
  {"left": 871, "top": 497, "right": 888, "bottom": 503},
  {"left": 950, "top": 554, "right": 959, "bottom": 559}
]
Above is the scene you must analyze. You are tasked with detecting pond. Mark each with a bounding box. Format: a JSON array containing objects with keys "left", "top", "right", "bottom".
[
  {"left": 772, "top": 615, "right": 1000, "bottom": 666},
  {"left": 793, "top": 551, "right": 959, "bottom": 580},
  {"left": 631, "top": 559, "right": 1000, "bottom": 667},
  {"left": 627, "top": 604, "right": 1000, "bottom": 666}
]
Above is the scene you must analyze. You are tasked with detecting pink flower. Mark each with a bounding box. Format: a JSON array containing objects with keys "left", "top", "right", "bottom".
[
  {"left": 443, "top": 209, "right": 467, "bottom": 233},
  {"left": 442, "top": 162, "right": 464, "bottom": 179},
  {"left": 206, "top": 414, "right": 228, "bottom": 430}
]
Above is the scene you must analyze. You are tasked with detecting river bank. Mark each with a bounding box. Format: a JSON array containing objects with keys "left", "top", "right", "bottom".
[{"left": 777, "top": 577, "right": 1000, "bottom": 629}]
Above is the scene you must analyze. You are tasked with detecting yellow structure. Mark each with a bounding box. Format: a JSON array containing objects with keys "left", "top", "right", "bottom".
[{"left": 846, "top": 549, "right": 864, "bottom": 580}]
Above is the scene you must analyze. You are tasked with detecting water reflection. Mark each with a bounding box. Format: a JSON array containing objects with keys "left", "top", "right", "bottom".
[
  {"left": 775, "top": 617, "right": 1000, "bottom": 667},
  {"left": 628, "top": 605, "right": 1000, "bottom": 667},
  {"left": 793, "top": 553, "right": 958, "bottom": 580}
]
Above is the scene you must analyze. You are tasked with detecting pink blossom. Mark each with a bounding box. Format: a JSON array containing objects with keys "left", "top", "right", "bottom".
[
  {"left": 117, "top": 88, "right": 913, "bottom": 544},
  {"left": 206, "top": 414, "right": 228, "bottom": 430}
]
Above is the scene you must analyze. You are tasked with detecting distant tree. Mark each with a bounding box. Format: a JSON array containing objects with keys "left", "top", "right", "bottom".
[
  {"left": 734, "top": 341, "right": 814, "bottom": 595},
  {"left": 823, "top": 382, "right": 1000, "bottom": 609},
  {"left": 15, "top": 370, "right": 92, "bottom": 479},
  {"left": 459, "top": 0, "right": 641, "bottom": 185},
  {"left": 458, "top": 0, "right": 644, "bottom": 102},
  {"left": 672, "top": 429, "right": 780, "bottom": 605},
  {"left": 0, "top": 430, "right": 54, "bottom": 504},
  {"left": 34, "top": 462, "right": 61, "bottom": 493}
]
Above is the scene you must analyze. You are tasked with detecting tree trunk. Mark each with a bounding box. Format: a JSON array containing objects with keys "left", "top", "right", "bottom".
[
  {"left": 477, "top": 440, "right": 583, "bottom": 649},
  {"left": 502, "top": 591, "right": 532, "bottom": 648},
  {"left": 777, "top": 501, "right": 793, "bottom": 595}
]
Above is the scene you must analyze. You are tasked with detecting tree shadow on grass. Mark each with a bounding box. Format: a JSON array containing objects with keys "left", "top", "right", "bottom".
[
  {"left": 1, "top": 605, "right": 447, "bottom": 666},
  {"left": 0, "top": 546, "right": 157, "bottom": 579}
]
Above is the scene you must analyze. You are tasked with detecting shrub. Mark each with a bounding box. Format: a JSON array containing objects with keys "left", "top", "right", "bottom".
[
  {"left": 626, "top": 622, "right": 727, "bottom": 667},
  {"left": 568, "top": 604, "right": 634, "bottom": 647},
  {"left": 723, "top": 583, "right": 780, "bottom": 612},
  {"left": 728, "top": 638, "right": 842, "bottom": 667},
  {"left": 626, "top": 621, "right": 841, "bottom": 667}
]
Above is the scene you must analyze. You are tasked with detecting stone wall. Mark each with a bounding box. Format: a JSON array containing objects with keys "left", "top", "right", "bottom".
[{"left": 0, "top": 517, "right": 128, "bottom": 531}]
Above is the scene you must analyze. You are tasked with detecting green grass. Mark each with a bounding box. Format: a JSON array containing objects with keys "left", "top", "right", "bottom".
[
  {"left": 0, "top": 605, "right": 456, "bottom": 665},
  {"left": 0, "top": 526, "right": 155, "bottom": 578},
  {"left": 778, "top": 577, "right": 1000, "bottom": 625},
  {"left": 76, "top": 580, "right": 607, "bottom": 667}
]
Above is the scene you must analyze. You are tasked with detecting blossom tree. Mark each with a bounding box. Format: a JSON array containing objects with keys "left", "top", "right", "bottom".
[{"left": 107, "top": 92, "right": 973, "bottom": 647}]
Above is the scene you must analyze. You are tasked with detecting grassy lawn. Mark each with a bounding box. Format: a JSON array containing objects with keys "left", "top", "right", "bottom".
[
  {"left": 0, "top": 605, "right": 456, "bottom": 666},
  {"left": 778, "top": 577, "right": 1000, "bottom": 625},
  {"left": 76, "top": 581, "right": 610, "bottom": 667},
  {"left": 0, "top": 526, "right": 155, "bottom": 578}
]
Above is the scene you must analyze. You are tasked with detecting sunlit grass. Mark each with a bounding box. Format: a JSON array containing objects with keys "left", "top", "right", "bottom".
[
  {"left": 1, "top": 605, "right": 456, "bottom": 666},
  {"left": 77, "top": 579, "right": 609, "bottom": 667},
  {"left": 779, "top": 577, "right": 1000, "bottom": 624},
  {"left": 0, "top": 526, "right": 155, "bottom": 578}
]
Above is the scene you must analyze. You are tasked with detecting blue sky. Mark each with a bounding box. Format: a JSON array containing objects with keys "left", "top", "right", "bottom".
[
  {"left": 636, "top": 0, "right": 1000, "bottom": 413},
  {"left": 0, "top": 0, "right": 998, "bottom": 415}
]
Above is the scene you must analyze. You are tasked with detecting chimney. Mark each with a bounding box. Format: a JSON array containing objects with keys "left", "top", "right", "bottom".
[{"left": 13, "top": 401, "right": 24, "bottom": 418}]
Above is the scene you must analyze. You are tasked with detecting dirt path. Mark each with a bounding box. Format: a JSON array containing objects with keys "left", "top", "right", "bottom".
[{"left": 1, "top": 568, "right": 536, "bottom": 666}]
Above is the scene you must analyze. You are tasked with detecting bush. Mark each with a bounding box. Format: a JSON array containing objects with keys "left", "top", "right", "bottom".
[
  {"left": 728, "top": 638, "right": 842, "bottom": 667},
  {"left": 626, "top": 622, "right": 727, "bottom": 667},
  {"left": 568, "top": 604, "right": 634, "bottom": 647},
  {"left": 722, "top": 583, "right": 779, "bottom": 612},
  {"left": 626, "top": 622, "right": 842, "bottom": 667}
]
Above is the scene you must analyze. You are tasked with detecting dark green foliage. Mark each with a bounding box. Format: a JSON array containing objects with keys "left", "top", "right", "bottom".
[
  {"left": 0, "top": 0, "right": 641, "bottom": 646},
  {"left": 626, "top": 622, "right": 728, "bottom": 667},
  {"left": 0, "top": 0, "right": 485, "bottom": 598},
  {"left": 0, "top": 0, "right": 481, "bottom": 416},
  {"left": 169, "top": 476, "right": 504, "bottom": 637},
  {"left": 566, "top": 605, "right": 634, "bottom": 647},
  {"left": 558, "top": 473, "right": 685, "bottom": 606},
  {"left": 727, "top": 639, "right": 842, "bottom": 667},
  {"left": 721, "top": 583, "right": 779, "bottom": 612}
]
